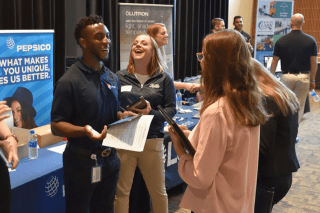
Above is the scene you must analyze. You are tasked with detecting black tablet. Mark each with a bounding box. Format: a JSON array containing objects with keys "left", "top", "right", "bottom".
[
  {"left": 127, "top": 96, "right": 147, "bottom": 111},
  {"left": 157, "top": 105, "right": 195, "bottom": 156}
]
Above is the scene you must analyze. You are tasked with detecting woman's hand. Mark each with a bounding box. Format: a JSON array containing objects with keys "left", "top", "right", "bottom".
[
  {"left": 2, "top": 136, "right": 19, "bottom": 169},
  {"left": 84, "top": 125, "right": 107, "bottom": 142},
  {"left": 117, "top": 111, "right": 137, "bottom": 120},
  {"left": 0, "top": 101, "right": 11, "bottom": 122},
  {"left": 130, "top": 100, "right": 151, "bottom": 115}
]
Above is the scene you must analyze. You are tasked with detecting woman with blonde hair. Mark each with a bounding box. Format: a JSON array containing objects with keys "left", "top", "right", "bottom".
[
  {"left": 169, "top": 30, "right": 268, "bottom": 213},
  {"left": 253, "top": 59, "right": 300, "bottom": 209},
  {"left": 147, "top": 23, "right": 200, "bottom": 93},
  {"left": 114, "top": 34, "right": 176, "bottom": 213}
]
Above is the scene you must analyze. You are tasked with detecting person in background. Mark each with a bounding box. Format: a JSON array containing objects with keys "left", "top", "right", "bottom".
[
  {"left": 4, "top": 87, "right": 37, "bottom": 129},
  {"left": 51, "top": 15, "right": 133, "bottom": 213},
  {"left": 211, "top": 18, "right": 225, "bottom": 33},
  {"left": 114, "top": 34, "right": 176, "bottom": 213},
  {"left": 270, "top": 13, "right": 317, "bottom": 123},
  {"left": 253, "top": 59, "right": 300, "bottom": 209},
  {"left": 147, "top": 23, "right": 201, "bottom": 93},
  {"left": 168, "top": 30, "right": 268, "bottom": 213},
  {"left": 233, "top": 16, "right": 254, "bottom": 54},
  {"left": 0, "top": 101, "right": 19, "bottom": 213}
]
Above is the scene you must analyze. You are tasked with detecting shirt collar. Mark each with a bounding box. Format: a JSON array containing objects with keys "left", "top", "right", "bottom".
[
  {"left": 124, "top": 67, "right": 161, "bottom": 78},
  {"left": 76, "top": 57, "right": 107, "bottom": 75}
]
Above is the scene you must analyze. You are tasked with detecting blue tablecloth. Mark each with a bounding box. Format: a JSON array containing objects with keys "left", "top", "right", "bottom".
[
  {"left": 164, "top": 106, "right": 199, "bottom": 189},
  {"left": 9, "top": 105, "right": 199, "bottom": 213},
  {"left": 10, "top": 143, "right": 65, "bottom": 213}
]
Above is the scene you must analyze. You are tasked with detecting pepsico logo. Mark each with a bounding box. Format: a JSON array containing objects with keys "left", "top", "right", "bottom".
[
  {"left": 6, "top": 38, "right": 15, "bottom": 49},
  {"left": 45, "top": 176, "right": 59, "bottom": 198}
]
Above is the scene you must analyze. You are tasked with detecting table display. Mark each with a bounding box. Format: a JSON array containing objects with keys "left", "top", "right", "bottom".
[{"left": 9, "top": 105, "right": 199, "bottom": 212}]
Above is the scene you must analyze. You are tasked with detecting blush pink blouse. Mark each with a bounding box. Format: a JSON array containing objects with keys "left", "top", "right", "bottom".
[{"left": 178, "top": 97, "right": 260, "bottom": 213}]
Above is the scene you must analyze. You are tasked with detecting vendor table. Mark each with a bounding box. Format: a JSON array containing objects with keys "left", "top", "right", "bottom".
[{"left": 9, "top": 105, "right": 200, "bottom": 213}]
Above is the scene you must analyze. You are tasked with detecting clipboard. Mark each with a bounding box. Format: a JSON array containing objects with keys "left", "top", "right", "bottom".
[
  {"left": 108, "top": 114, "right": 143, "bottom": 127},
  {"left": 157, "top": 105, "right": 195, "bottom": 157}
]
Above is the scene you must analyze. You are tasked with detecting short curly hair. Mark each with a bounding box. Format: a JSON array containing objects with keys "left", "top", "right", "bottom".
[{"left": 74, "top": 15, "right": 104, "bottom": 45}]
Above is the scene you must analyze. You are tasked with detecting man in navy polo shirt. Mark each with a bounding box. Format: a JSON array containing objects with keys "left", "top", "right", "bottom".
[
  {"left": 271, "top": 13, "right": 318, "bottom": 123},
  {"left": 51, "top": 15, "right": 132, "bottom": 213}
]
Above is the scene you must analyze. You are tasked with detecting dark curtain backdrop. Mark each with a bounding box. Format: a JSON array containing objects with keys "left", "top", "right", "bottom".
[
  {"left": 93, "top": 0, "right": 228, "bottom": 81},
  {"left": 0, "top": 0, "right": 65, "bottom": 84},
  {"left": 0, "top": 0, "right": 228, "bottom": 83}
]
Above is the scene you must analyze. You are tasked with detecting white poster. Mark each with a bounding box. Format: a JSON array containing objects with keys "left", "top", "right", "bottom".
[
  {"left": 254, "top": 0, "right": 294, "bottom": 66},
  {"left": 119, "top": 3, "right": 174, "bottom": 77}
]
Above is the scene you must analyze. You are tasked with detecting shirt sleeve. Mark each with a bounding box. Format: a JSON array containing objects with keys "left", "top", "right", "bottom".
[
  {"left": 178, "top": 111, "right": 228, "bottom": 190},
  {"left": 51, "top": 78, "right": 74, "bottom": 124},
  {"left": 259, "top": 98, "right": 279, "bottom": 166},
  {"left": 310, "top": 39, "right": 318, "bottom": 56},
  {"left": 149, "top": 72, "right": 177, "bottom": 121},
  {"left": 117, "top": 77, "right": 122, "bottom": 112},
  {"left": 273, "top": 39, "right": 281, "bottom": 57}
]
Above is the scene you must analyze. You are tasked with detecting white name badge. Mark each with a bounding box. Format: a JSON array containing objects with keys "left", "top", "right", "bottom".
[
  {"left": 121, "top": 85, "right": 132, "bottom": 92},
  {"left": 91, "top": 165, "right": 102, "bottom": 184}
]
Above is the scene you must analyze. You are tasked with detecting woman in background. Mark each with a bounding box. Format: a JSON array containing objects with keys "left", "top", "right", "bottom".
[
  {"left": 169, "top": 30, "right": 268, "bottom": 212},
  {"left": 253, "top": 59, "right": 300, "bottom": 209},
  {"left": 4, "top": 87, "right": 37, "bottom": 129},
  {"left": 114, "top": 34, "right": 176, "bottom": 213},
  {"left": 147, "top": 23, "right": 200, "bottom": 93}
]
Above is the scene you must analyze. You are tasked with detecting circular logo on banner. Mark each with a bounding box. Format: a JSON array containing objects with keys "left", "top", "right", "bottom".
[
  {"left": 6, "top": 38, "right": 15, "bottom": 49},
  {"left": 45, "top": 176, "right": 59, "bottom": 197}
]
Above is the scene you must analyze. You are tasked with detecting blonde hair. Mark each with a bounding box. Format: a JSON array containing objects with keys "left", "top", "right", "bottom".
[
  {"left": 127, "top": 34, "right": 166, "bottom": 76},
  {"left": 252, "top": 58, "right": 300, "bottom": 115},
  {"left": 147, "top": 23, "right": 168, "bottom": 69}
]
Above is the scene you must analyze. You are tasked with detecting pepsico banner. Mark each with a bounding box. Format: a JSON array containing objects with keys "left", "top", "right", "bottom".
[{"left": 0, "top": 30, "right": 54, "bottom": 128}]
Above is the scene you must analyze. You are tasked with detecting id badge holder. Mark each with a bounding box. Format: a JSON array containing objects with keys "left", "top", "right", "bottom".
[{"left": 91, "top": 154, "right": 102, "bottom": 184}]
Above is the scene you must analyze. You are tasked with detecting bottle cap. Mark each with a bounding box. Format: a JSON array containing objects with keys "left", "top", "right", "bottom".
[
  {"left": 177, "top": 90, "right": 180, "bottom": 93},
  {"left": 30, "top": 130, "right": 35, "bottom": 134}
]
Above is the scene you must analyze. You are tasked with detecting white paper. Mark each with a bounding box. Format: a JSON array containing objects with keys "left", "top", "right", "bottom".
[
  {"left": 193, "top": 111, "right": 200, "bottom": 119},
  {"left": 47, "top": 144, "right": 66, "bottom": 154},
  {"left": 102, "top": 115, "right": 154, "bottom": 152},
  {"left": 179, "top": 109, "right": 193, "bottom": 113},
  {"left": 121, "top": 85, "right": 132, "bottom": 92},
  {"left": 192, "top": 101, "right": 203, "bottom": 108}
]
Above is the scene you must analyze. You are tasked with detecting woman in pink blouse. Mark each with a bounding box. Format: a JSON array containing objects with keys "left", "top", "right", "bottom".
[{"left": 169, "top": 30, "right": 268, "bottom": 213}]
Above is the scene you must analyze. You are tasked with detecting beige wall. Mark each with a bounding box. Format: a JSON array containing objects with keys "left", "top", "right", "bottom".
[{"left": 228, "top": 0, "right": 254, "bottom": 36}]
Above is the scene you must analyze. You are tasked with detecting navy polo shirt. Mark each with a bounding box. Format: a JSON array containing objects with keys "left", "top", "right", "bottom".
[
  {"left": 51, "top": 58, "right": 120, "bottom": 150},
  {"left": 116, "top": 68, "right": 176, "bottom": 139}
]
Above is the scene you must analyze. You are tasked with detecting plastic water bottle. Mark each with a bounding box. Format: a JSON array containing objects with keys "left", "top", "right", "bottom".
[
  {"left": 28, "top": 130, "right": 38, "bottom": 159},
  {"left": 176, "top": 90, "right": 182, "bottom": 111},
  {"left": 310, "top": 89, "right": 320, "bottom": 102}
]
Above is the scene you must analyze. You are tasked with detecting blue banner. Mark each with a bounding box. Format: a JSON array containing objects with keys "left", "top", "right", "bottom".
[
  {"left": 0, "top": 30, "right": 54, "bottom": 128},
  {"left": 254, "top": 1, "right": 294, "bottom": 66}
]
